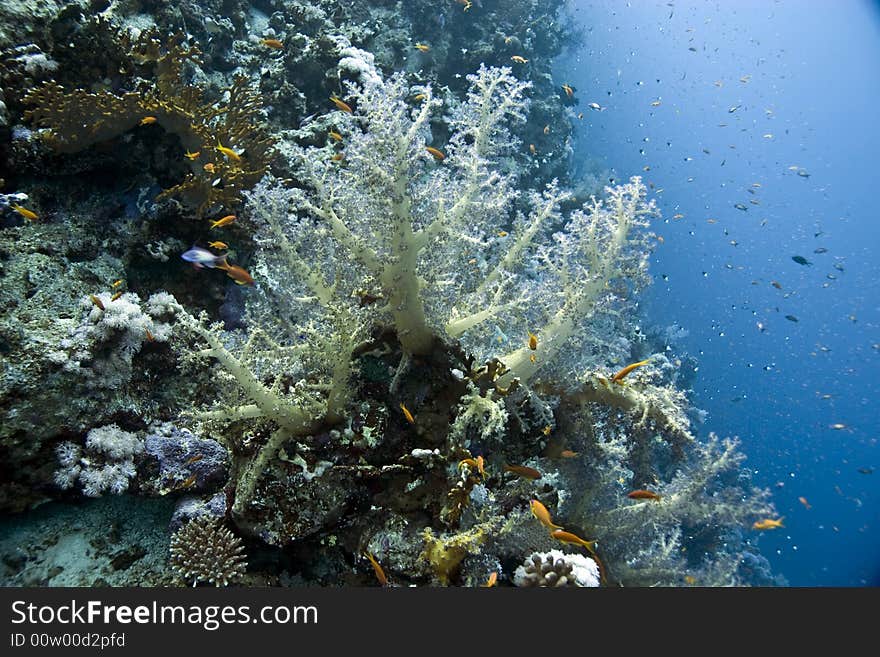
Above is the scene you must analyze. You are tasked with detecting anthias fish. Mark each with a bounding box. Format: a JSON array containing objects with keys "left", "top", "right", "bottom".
[
  {"left": 530, "top": 500, "right": 563, "bottom": 531},
  {"left": 627, "top": 489, "right": 662, "bottom": 501},
  {"left": 753, "top": 517, "right": 784, "bottom": 530},
  {"left": 503, "top": 464, "right": 541, "bottom": 480},
  {"left": 181, "top": 246, "right": 227, "bottom": 269}
]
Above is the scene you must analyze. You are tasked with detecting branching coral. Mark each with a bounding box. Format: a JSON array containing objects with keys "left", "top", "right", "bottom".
[
  {"left": 564, "top": 369, "right": 695, "bottom": 456},
  {"left": 22, "top": 31, "right": 274, "bottom": 215},
  {"left": 244, "top": 59, "right": 654, "bottom": 388},
  {"left": 560, "top": 430, "right": 774, "bottom": 587},
  {"left": 173, "top": 300, "right": 366, "bottom": 519},
  {"left": 158, "top": 54, "right": 773, "bottom": 584}
]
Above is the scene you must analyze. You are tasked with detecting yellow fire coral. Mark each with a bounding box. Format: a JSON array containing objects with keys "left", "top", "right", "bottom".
[{"left": 420, "top": 520, "right": 501, "bottom": 585}]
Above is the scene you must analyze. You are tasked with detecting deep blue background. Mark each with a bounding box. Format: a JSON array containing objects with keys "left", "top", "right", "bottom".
[{"left": 559, "top": 0, "right": 880, "bottom": 585}]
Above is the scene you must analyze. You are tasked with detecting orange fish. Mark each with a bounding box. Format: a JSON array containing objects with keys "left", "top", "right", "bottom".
[
  {"left": 459, "top": 456, "right": 485, "bottom": 477},
  {"left": 178, "top": 473, "right": 197, "bottom": 489},
  {"left": 364, "top": 551, "right": 388, "bottom": 586},
  {"left": 328, "top": 131, "right": 343, "bottom": 142},
  {"left": 798, "top": 496, "right": 811, "bottom": 510},
  {"left": 184, "top": 150, "right": 200, "bottom": 160},
  {"left": 207, "top": 241, "right": 228, "bottom": 249},
  {"left": 145, "top": 329, "right": 156, "bottom": 342},
  {"left": 503, "top": 464, "right": 541, "bottom": 480},
  {"left": 261, "top": 38, "right": 284, "bottom": 50},
  {"left": 753, "top": 517, "right": 784, "bottom": 530},
  {"left": 184, "top": 454, "right": 204, "bottom": 465},
  {"left": 400, "top": 402, "right": 415, "bottom": 425},
  {"left": 530, "top": 499, "right": 563, "bottom": 531},
  {"left": 216, "top": 259, "right": 255, "bottom": 286},
  {"left": 110, "top": 290, "right": 123, "bottom": 302},
  {"left": 560, "top": 450, "right": 579, "bottom": 458},
  {"left": 510, "top": 55, "right": 528, "bottom": 64},
  {"left": 330, "top": 96, "right": 353, "bottom": 114},
  {"left": 203, "top": 163, "right": 216, "bottom": 173},
  {"left": 426, "top": 146, "right": 445, "bottom": 161},
  {"left": 627, "top": 489, "right": 662, "bottom": 502},
  {"left": 611, "top": 359, "right": 651, "bottom": 383},
  {"left": 550, "top": 529, "right": 597, "bottom": 556},
  {"left": 111, "top": 279, "right": 124, "bottom": 288},
  {"left": 331, "top": 152, "right": 345, "bottom": 162},
  {"left": 684, "top": 575, "right": 697, "bottom": 585},
  {"left": 10, "top": 204, "right": 38, "bottom": 221},
  {"left": 139, "top": 116, "right": 157, "bottom": 126},
  {"left": 482, "top": 571, "right": 498, "bottom": 587},
  {"left": 414, "top": 43, "right": 430, "bottom": 52},
  {"left": 562, "top": 83, "right": 574, "bottom": 97},
  {"left": 210, "top": 214, "right": 236, "bottom": 229},
  {"left": 89, "top": 294, "right": 105, "bottom": 311},
  {"left": 215, "top": 141, "right": 241, "bottom": 162},
  {"left": 527, "top": 330, "right": 538, "bottom": 350}
]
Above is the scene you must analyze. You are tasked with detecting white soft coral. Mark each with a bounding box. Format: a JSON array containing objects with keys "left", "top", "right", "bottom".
[{"left": 53, "top": 424, "right": 142, "bottom": 497}]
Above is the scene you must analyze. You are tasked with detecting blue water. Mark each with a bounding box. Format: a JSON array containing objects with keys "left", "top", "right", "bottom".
[{"left": 560, "top": 0, "right": 880, "bottom": 585}]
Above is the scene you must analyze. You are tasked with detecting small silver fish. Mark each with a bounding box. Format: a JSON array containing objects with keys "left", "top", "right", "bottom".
[{"left": 181, "top": 246, "right": 226, "bottom": 269}]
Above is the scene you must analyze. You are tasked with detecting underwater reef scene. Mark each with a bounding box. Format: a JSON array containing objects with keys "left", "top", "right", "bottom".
[{"left": 0, "top": 0, "right": 785, "bottom": 588}]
